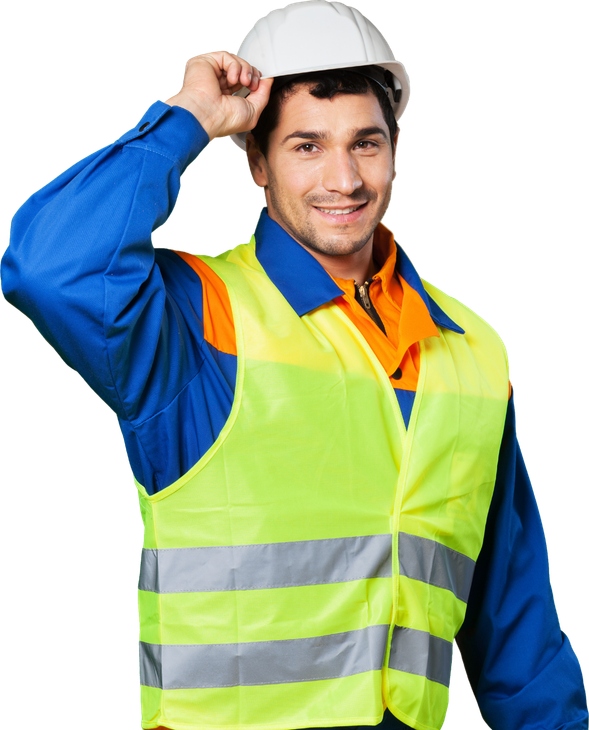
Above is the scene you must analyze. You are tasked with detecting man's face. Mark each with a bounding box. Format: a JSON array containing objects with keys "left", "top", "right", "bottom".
[{"left": 247, "top": 84, "right": 396, "bottom": 258}]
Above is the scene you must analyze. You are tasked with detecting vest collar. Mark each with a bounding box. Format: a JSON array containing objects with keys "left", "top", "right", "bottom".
[{"left": 254, "top": 208, "right": 464, "bottom": 335}]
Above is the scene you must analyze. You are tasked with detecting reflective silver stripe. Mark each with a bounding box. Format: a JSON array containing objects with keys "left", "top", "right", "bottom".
[
  {"left": 398, "top": 532, "right": 475, "bottom": 603},
  {"left": 389, "top": 626, "right": 454, "bottom": 687},
  {"left": 388, "top": 626, "right": 453, "bottom": 687},
  {"left": 140, "top": 641, "right": 162, "bottom": 690},
  {"left": 139, "top": 534, "right": 392, "bottom": 594},
  {"left": 140, "top": 624, "right": 390, "bottom": 690}
]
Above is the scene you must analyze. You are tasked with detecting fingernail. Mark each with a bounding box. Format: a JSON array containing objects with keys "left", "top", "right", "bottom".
[{"left": 247, "top": 72, "right": 252, "bottom": 82}]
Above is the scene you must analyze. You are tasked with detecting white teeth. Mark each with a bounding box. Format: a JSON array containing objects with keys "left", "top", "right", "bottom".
[{"left": 317, "top": 206, "right": 360, "bottom": 215}]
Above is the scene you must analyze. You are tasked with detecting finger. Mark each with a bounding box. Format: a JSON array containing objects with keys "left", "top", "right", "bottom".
[
  {"left": 245, "top": 67, "right": 265, "bottom": 93},
  {"left": 228, "top": 56, "right": 256, "bottom": 87},
  {"left": 233, "top": 56, "right": 258, "bottom": 88},
  {"left": 226, "top": 60, "right": 243, "bottom": 88},
  {"left": 245, "top": 77, "right": 274, "bottom": 125},
  {"left": 240, "top": 63, "right": 256, "bottom": 89},
  {"left": 249, "top": 72, "right": 260, "bottom": 92}
]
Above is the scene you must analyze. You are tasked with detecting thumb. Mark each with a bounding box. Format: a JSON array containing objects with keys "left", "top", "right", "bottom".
[{"left": 245, "top": 77, "right": 274, "bottom": 127}]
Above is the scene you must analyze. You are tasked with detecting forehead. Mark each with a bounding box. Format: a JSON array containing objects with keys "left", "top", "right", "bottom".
[{"left": 275, "top": 84, "right": 388, "bottom": 140}]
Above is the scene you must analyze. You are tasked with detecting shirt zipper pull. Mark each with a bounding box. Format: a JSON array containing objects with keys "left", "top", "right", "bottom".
[{"left": 357, "top": 282, "right": 372, "bottom": 310}]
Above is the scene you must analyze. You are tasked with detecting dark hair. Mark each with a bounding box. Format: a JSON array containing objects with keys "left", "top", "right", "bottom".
[{"left": 250, "top": 67, "right": 398, "bottom": 158}]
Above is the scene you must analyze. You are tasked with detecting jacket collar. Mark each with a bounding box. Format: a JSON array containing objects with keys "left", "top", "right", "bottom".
[{"left": 254, "top": 208, "right": 464, "bottom": 334}]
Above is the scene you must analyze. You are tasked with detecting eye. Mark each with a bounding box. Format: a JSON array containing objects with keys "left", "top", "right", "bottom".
[
  {"left": 294, "top": 140, "right": 379, "bottom": 153},
  {"left": 355, "top": 140, "right": 378, "bottom": 150},
  {"left": 296, "top": 143, "right": 320, "bottom": 153}
]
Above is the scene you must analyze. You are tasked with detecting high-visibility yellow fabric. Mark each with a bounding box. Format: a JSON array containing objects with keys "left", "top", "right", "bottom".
[{"left": 136, "top": 238, "right": 509, "bottom": 730}]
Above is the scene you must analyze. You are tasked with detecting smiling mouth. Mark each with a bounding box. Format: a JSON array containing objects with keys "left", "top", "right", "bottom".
[{"left": 313, "top": 202, "right": 368, "bottom": 216}]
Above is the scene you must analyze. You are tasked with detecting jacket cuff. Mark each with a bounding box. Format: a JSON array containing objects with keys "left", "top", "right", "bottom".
[{"left": 116, "top": 100, "right": 210, "bottom": 173}]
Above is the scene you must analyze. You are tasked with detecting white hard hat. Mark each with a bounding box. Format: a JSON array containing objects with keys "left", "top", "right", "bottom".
[{"left": 231, "top": 0, "right": 410, "bottom": 150}]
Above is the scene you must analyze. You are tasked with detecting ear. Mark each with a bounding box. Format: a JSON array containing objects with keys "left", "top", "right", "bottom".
[
  {"left": 246, "top": 133, "right": 269, "bottom": 188},
  {"left": 392, "top": 124, "right": 401, "bottom": 178}
]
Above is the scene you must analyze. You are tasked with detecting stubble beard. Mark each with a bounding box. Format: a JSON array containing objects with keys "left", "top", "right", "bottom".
[{"left": 265, "top": 168, "right": 392, "bottom": 258}]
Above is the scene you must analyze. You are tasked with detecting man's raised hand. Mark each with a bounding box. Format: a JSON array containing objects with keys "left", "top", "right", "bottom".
[{"left": 165, "top": 52, "right": 274, "bottom": 141}]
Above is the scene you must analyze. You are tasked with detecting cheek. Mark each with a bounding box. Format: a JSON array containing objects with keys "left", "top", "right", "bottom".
[
  {"left": 374, "top": 158, "right": 395, "bottom": 187},
  {"left": 270, "top": 161, "right": 313, "bottom": 200},
  {"left": 379, "top": 171, "right": 394, "bottom": 197},
  {"left": 362, "top": 158, "right": 394, "bottom": 191},
  {"left": 278, "top": 166, "right": 319, "bottom": 202},
  {"left": 277, "top": 149, "right": 326, "bottom": 188}
]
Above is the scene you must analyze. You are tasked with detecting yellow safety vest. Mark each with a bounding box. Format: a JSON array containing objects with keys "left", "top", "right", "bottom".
[{"left": 136, "top": 237, "right": 509, "bottom": 730}]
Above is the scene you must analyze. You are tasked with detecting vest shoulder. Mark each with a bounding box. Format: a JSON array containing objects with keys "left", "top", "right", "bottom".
[
  {"left": 160, "top": 244, "right": 258, "bottom": 299},
  {"left": 423, "top": 279, "right": 509, "bottom": 370},
  {"left": 197, "top": 240, "right": 257, "bottom": 267}
]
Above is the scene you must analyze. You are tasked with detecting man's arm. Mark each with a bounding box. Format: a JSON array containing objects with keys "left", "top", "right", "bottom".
[
  {"left": 456, "top": 391, "right": 588, "bottom": 729},
  {"left": 1, "top": 54, "right": 272, "bottom": 491},
  {"left": 2, "top": 102, "right": 206, "bottom": 415}
]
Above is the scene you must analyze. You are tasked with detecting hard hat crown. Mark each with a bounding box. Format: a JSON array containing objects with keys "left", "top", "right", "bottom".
[{"left": 231, "top": 0, "right": 410, "bottom": 150}]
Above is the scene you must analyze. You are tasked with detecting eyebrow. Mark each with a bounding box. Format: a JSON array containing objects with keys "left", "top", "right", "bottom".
[{"left": 281, "top": 126, "right": 389, "bottom": 145}]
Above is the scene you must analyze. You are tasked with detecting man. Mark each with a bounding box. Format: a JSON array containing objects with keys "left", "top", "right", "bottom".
[{"left": 1, "top": 2, "right": 587, "bottom": 730}]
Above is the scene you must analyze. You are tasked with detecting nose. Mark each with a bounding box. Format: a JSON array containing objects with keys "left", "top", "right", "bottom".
[{"left": 321, "top": 148, "right": 363, "bottom": 196}]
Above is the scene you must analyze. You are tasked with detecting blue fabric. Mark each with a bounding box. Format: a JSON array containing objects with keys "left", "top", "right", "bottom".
[
  {"left": 456, "top": 392, "right": 588, "bottom": 729},
  {"left": 2, "top": 101, "right": 586, "bottom": 726},
  {"left": 394, "top": 389, "right": 415, "bottom": 429},
  {"left": 255, "top": 209, "right": 345, "bottom": 316}
]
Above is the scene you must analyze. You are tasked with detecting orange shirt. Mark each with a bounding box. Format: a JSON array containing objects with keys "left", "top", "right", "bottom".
[{"left": 329, "top": 224, "right": 439, "bottom": 393}]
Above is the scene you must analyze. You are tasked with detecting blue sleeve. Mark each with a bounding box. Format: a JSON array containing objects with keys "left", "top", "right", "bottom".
[
  {"left": 2, "top": 101, "right": 208, "bottom": 415},
  {"left": 456, "top": 392, "right": 588, "bottom": 729},
  {"left": 1, "top": 102, "right": 228, "bottom": 492}
]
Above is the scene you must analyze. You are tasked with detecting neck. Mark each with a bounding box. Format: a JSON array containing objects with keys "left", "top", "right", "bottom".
[{"left": 299, "top": 236, "right": 379, "bottom": 284}]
